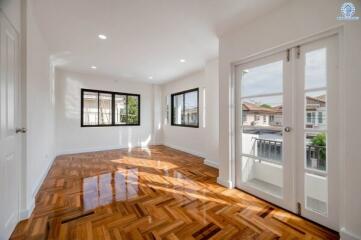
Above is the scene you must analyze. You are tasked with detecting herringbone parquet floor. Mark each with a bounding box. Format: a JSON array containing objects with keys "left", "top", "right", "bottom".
[{"left": 11, "top": 146, "right": 338, "bottom": 239}]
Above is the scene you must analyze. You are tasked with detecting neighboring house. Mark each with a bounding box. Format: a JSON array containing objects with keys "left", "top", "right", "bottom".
[
  {"left": 305, "top": 96, "right": 326, "bottom": 130},
  {"left": 242, "top": 95, "right": 326, "bottom": 130},
  {"left": 242, "top": 102, "right": 282, "bottom": 127}
]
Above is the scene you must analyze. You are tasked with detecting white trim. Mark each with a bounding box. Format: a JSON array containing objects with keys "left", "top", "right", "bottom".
[
  {"left": 56, "top": 145, "right": 127, "bottom": 156},
  {"left": 231, "top": 25, "right": 343, "bottom": 67},
  {"left": 340, "top": 228, "right": 361, "bottom": 240},
  {"left": 56, "top": 144, "right": 158, "bottom": 156},
  {"left": 217, "top": 177, "right": 234, "bottom": 189},
  {"left": 162, "top": 143, "right": 206, "bottom": 158},
  {"left": 58, "top": 143, "right": 207, "bottom": 159},
  {"left": 19, "top": 155, "right": 55, "bottom": 220},
  {"left": 204, "top": 159, "right": 218, "bottom": 168},
  {"left": 31, "top": 156, "right": 55, "bottom": 198},
  {"left": 19, "top": 198, "right": 35, "bottom": 220}
]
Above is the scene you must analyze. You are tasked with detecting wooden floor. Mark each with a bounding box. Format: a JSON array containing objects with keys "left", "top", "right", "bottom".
[{"left": 11, "top": 146, "right": 338, "bottom": 240}]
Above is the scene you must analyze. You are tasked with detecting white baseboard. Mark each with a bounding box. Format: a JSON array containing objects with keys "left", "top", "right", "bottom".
[
  {"left": 56, "top": 144, "right": 158, "bottom": 156},
  {"left": 204, "top": 159, "right": 219, "bottom": 169},
  {"left": 56, "top": 145, "right": 126, "bottom": 155},
  {"left": 341, "top": 228, "right": 361, "bottom": 240},
  {"left": 163, "top": 143, "right": 206, "bottom": 158},
  {"left": 217, "top": 177, "right": 234, "bottom": 189},
  {"left": 20, "top": 155, "right": 55, "bottom": 220},
  {"left": 32, "top": 156, "right": 55, "bottom": 198},
  {"left": 20, "top": 198, "right": 35, "bottom": 220}
]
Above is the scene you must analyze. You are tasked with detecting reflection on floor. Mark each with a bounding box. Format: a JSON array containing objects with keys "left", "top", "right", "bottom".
[{"left": 11, "top": 146, "right": 338, "bottom": 239}]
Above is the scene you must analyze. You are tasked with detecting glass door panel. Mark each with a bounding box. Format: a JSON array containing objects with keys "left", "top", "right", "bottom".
[
  {"left": 297, "top": 35, "right": 338, "bottom": 230},
  {"left": 236, "top": 51, "right": 291, "bottom": 208}
]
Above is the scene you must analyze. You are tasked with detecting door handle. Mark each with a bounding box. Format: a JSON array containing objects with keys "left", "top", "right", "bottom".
[
  {"left": 16, "top": 128, "right": 26, "bottom": 133},
  {"left": 284, "top": 126, "right": 291, "bottom": 132}
]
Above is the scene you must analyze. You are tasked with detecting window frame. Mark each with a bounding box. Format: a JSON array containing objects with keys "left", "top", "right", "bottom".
[
  {"left": 171, "top": 88, "right": 199, "bottom": 128},
  {"left": 81, "top": 88, "right": 141, "bottom": 127}
]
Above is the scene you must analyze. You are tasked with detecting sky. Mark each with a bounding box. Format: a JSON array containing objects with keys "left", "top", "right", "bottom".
[{"left": 241, "top": 48, "right": 327, "bottom": 106}]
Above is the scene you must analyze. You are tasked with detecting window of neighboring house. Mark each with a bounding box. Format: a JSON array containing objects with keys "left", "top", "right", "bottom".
[
  {"left": 81, "top": 89, "right": 140, "bottom": 127},
  {"left": 171, "top": 88, "right": 199, "bottom": 127},
  {"left": 307, "top": 112, "right": 316, "bottom": 124},
  {"left": 255, "top": 115, "right": 260, "bottom": 121},
  {"left": 307, "top": 112, "right": 312, "bottom": 123},
  {"left": 270, "top": 115, "right": 274, "bottom": 122},
  {"left": 242, "top": 113, "right": 247, "bottom": 123},
  {"left": 318, "top": 112, "right": 323, "bottom": 124},
  {"left": 263, "top": 115, "right": 267, "bottom": 123}
]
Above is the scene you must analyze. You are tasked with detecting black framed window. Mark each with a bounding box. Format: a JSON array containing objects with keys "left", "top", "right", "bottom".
[
  {"left": 171, "top": 88, "right": 199, "bottom": 128},
  {"left": 81, "top": 89, "right": 140, "bottom": 127}
]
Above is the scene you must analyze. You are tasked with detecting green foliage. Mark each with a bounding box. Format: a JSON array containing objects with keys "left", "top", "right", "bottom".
[
  {"left": 260, "top": 104, "right": 272, "bottom": 108},
  {"left": 311, "top": 133, "right": 326, "bottom": 160},
  {"left": 127, "top": 96, "right": 139, "bottom": 124}
]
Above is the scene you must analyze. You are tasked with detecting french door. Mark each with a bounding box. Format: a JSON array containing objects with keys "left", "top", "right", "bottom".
[{"left": 235, "top": 35, "right": 339, "bottom": 230}]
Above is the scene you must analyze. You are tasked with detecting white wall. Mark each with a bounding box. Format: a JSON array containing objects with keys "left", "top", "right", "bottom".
[
  {"left": 218, "top": 0, "right": 361, "bottom": 238},
  {"left": 55, "top": 69, "right": 156, "bottom": 155},
  {"left": 25, "top": 0, "right": 56, "bottom": 217},
  {"left": 161, "top": 59, "right": 219, "bottom": 167}
]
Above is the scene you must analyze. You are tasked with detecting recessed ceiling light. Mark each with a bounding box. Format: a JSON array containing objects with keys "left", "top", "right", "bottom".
[
  {"left": 180, "top": 59, "right": 186, "bottom": 63},
  {"left": 98, "top": 34, "right": 107, "bottom": 40},
  {"left": 91, "top": 65, "right": 97, "bottom": 69},
  {"left": 148, "top": 76, "right": 153, "bottom": 79}
]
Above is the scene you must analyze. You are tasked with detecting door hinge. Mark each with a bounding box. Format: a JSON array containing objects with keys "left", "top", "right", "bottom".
[
  {"left": 297, "top": 202, "right": 302, "bottom": 215},
  {"left": 287, "top": 49, "right": 290, "bottom": 62},
  {"left": 296, "top": 45, "right": 301, "bottom": 59}
]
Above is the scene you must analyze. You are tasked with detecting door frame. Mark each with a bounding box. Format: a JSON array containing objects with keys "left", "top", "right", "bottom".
[
  {"left": 230, "top": 26, "right": 343, "bottom": 231},
  {"left": 234, "top": 50, "right": 294, "bottom": 212},
  {"left": 0, "top": 8, "right": 23, "bottom": 234}
]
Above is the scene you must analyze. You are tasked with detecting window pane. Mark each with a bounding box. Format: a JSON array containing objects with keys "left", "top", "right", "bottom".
[
  {"left": 241, "top": 60, "right": 283, "bottom": 97},
  {"left": 305, "top": 132, "right": 326, "bottom": 171},
  {"left": 127, "top": 95, "right": 139, "bottom": 124},
  {"left": 172, "top": 94, "right": 184, "bottom": 125},
  {"left": 305, "top": 48, "right": 326, "bottom": 90},
  {"left": 184, "top": 91, "right": 198, "bottom": 126},
  {"left": 305, "top": 90, "right": 326, "bottom": 130},
  {"left": 241, "top": 95, "right": 283, "bottom": 162},
  {"left": 115, "top": 95, "right": 127, "bottom": 124},
  {"left": 305, "top": 173, "right": 327, "bottom": 215},
  {"left": 83, "top": 91, "right": 98, "bottom": 125},
  {"left": 99, "top": 93, "right": 112, "bottom": 125}
]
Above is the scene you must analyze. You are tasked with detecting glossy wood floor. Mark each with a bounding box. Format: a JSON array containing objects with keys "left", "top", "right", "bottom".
[{"left": 11, "top": 146, "right": 338, "bottom": 240}]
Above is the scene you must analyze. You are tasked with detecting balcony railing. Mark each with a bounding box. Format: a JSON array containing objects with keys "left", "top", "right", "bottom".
[
  {"left": 255, "top": 138, "right": 282, "bottom": 162},
  {"left": 252, "top": 138, "right": 326, "bottom": 171}
]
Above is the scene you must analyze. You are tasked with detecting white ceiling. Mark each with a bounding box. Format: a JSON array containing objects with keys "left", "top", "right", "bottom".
[{"left": 32, "top": 0, "right": 287, "bottom": 84}]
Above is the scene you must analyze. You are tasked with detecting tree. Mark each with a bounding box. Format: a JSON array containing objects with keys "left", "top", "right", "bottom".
[
  {"left": 260, "top": 104, "right": 272, "bottom": 108},
  {"left": 311, "top": 132, "right": 326, "bottom": 160},
  {"left": 127, "top": 96, "right": 139, "bottom": 124}
]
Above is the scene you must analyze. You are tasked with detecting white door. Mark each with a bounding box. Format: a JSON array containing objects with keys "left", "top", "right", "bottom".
[
  {"left": 295, "top": 35, "right": 339, "bottom": 230},
  {"left": 0, "top": 11, "right": 21, "bottom": 240},
  {"left": 235, "top": 50, "right": 294, "bottom": 211},
  {"left": 235, "top": 34, "right": 339, "bottom": 230}
]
